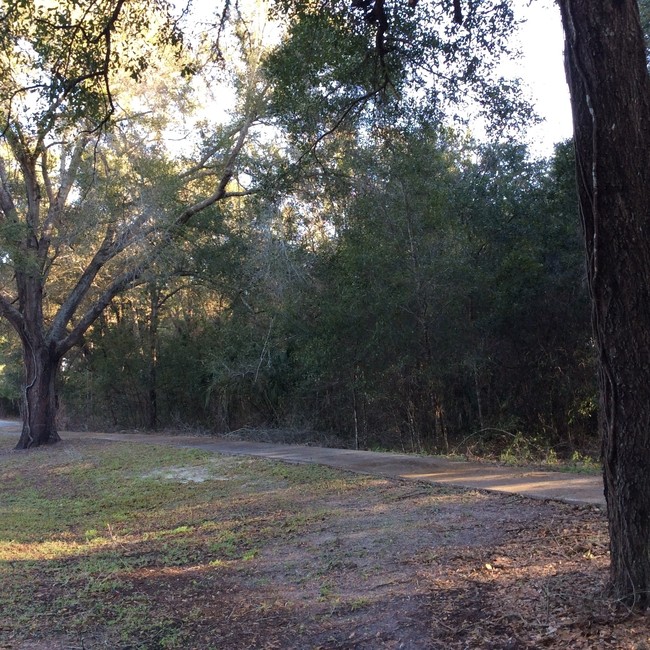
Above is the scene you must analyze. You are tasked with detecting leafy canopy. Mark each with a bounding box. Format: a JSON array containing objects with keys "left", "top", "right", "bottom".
[{"left": 0, "top": 0, "right": 185, "bottom": 141}]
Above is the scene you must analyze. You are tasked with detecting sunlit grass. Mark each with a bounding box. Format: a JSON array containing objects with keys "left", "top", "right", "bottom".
[{"left": 0, "top": 437, "right": 380, "bottom": 648}]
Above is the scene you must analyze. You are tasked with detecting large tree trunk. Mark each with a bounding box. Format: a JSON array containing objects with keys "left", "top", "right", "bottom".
[
  {"left": 557, "top": 0, "right": 650, "bottom": 606},
  {"left": 15, "top": 341, "right": 61, "bottom": 449}
]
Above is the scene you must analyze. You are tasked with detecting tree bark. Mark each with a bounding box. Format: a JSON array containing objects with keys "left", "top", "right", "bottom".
[
  {"left": 15, "top": 340, "right": 61, "bottom": 449},
  {"left": 557, "top": 0, "right": 650, "bottom": 606},
  {"left": 148, "top": 289, "right": 160, "bottom": 430}
]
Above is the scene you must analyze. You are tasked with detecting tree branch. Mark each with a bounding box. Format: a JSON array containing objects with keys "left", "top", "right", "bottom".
[
  {"left": 174, "top": 115, "right": 254, "bottom": 227},
  {"left": 39, "top": 136, "right": 89, "bottom": 263},
  {"left": 0, "top": 293, "right": 24, "bottom": 335},
  {"left": 40, "top": 150, "right": 55, "bottom": 205},
  {"left": 0, "top": 156, "right": 18, "bottom": 220},
  {"left": 56, "top": 268, "right": 146, "bottom": 355},
  {"left": 297, "top": 86, "right": 386, "bottom": 166},
  {"left": 48, "top": 225, "right": 120, "bottom": 341}
]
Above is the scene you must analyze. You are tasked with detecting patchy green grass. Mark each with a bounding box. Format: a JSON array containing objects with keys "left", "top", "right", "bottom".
[
  {"left": 0, "top": 437, "right": 384, "bottom": 649},
  {"left": 0, "top": 434, "right": 629, "bottom": 650}
]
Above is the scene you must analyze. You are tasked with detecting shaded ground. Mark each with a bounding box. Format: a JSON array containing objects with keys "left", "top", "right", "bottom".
[{"left": 0, "top": 430, "right": 648, "bottom": 649}]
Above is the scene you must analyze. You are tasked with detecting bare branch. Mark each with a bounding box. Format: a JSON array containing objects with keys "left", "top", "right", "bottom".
[
  {"left": 175, "top": 115, "right": 254, "bottom": 227},
  {"left": 179, "top": 120, "right": 253, "bottom": 180}
]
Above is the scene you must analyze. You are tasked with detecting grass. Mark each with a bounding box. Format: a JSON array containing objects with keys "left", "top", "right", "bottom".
[
  {"left": 0, "top": 437, "right": 375, "bottom": 649},
  {"left": 0, "top": 431, "right": 615, "bottom": 650}
]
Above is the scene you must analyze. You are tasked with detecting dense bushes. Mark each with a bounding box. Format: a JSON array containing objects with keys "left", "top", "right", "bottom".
[{"left": 52, "top": 134, "right": 595, "bottom": 457}]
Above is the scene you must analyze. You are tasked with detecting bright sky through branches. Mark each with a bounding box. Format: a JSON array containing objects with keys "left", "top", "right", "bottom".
[
  {"left": 178, "top": 0, "right": 573, "bottom": 157},
  {"left": 510, "top": 0, "right": 573, "bottom": 156}
]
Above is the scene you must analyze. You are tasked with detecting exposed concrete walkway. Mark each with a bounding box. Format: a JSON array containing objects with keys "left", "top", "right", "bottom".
[
  {"left": 63, "top": 429, "right": 605, "bottom": 507},
  {"left": 0, "top": 420, "right": 604, "bottom": 506}
]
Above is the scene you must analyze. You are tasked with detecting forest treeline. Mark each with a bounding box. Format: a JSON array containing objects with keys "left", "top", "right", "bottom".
[
  {"left": 1, "top": 133, "right": 595, "bottom": 458},
  {"left": 0, "top": 0, "right": 597, "bottom": 459}
]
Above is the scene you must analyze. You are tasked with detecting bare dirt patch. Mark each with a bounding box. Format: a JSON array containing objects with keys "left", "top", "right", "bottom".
[
  {"left": 1, "top": 438, "right": 648, "bottom": 649},
  {"left": 140, "top": 464, "right": 231, "bottom": 483}
]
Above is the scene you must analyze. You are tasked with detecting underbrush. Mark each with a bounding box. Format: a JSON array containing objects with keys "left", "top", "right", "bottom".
[
  {"left": 449, "top": 428, "right": 601, "bottom": 472},
  {"left": 204, "top": 424, "right": 602, "bottom": 473}
]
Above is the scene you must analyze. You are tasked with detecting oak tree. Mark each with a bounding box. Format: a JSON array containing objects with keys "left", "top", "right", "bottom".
[{"left": 0, "top": 0, "right": 260, "bottom": 448}]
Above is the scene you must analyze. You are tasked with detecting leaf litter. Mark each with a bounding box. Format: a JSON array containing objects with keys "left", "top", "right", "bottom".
[{"left": 0, "top": 437, "right": 648, "bottom": 649}]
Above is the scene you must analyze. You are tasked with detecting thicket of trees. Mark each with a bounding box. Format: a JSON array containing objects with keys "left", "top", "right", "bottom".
[
  {"left": 4, "top": 0, "right": 650, "bottom": 607},
  {"left": 2, "top": 130, "right": 595, "bottom": 458},
  {"left": 0, "top": 0, "right": 550, "bottom": 451}
]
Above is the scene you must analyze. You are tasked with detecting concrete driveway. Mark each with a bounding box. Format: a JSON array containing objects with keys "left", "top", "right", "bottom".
[
  {"left": 55, "top": 429, "right": 605, "bottom": 507},
  {"left": 0, "top": 421, "right": 603, "bottom": 506}
]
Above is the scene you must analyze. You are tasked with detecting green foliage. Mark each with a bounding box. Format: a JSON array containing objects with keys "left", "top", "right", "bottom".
[
  {"left": 25, "top": 1, "right": 594, "bottom": 461},
  {"left": 58, "top": 129, "right": 595, "bottom": 459},
  {"left": 59, "top": 287, "right": 221, "bottom": 429},
  {"left": 0, "top": 0, "right": 184, "bottom": 134},
  {"left": 265, "top": 0, "right": 534, "bottom": 152},
  {"left": 265, "top": 11, "right": 384, "bottom": 139},
  {"left": 285, "top": 134, "right": 592, "bottom": 453}
]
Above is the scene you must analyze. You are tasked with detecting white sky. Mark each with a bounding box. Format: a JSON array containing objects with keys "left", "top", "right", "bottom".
[{"left": 509, "top": 0, "right": 573, "bottom": 156}]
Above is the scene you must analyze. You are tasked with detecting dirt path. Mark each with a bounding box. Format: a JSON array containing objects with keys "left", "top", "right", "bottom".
[{"left": 57, "top": 429, "right": 605, "bottom": 506}]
